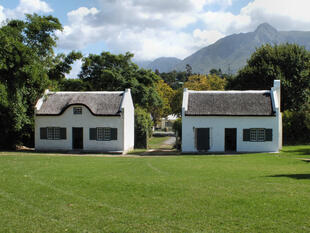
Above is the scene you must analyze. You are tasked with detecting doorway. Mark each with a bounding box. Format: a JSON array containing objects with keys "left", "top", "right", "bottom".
[
  {"left": 225, "top": 128, "right": 236, "bottom": 152},
  {"left": 72, "top": 127, "right": 83, "bottom": 149},
  {"left": 196, "top": 128, "right": 210, "bottom": 151}
]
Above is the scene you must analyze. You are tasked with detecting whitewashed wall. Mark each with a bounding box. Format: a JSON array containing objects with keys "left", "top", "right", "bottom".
[
  {"left": 35, "top": 105, "right": 124, "bottom": 152},
  {"left": 182, "top": 115, "right": 280, "bottom": 152},
  {"left": 122, "top": 89, "right": 135, "bottom": 152}
]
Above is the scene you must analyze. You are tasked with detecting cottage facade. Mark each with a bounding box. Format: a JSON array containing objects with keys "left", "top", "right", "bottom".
[
  {"left": 182, "top": 80, "right": 282, "bottom": 153},
  {"left": 35, "top": 89, "right": 134, "bottom": 153}
]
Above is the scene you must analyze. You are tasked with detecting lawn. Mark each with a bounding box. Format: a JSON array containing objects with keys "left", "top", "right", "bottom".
[
  {"left": 148, "top": 136, "right": 171, "bottom": 149},
  {"left": 0, "top": 145, "right": 310, "bottom": 232}
]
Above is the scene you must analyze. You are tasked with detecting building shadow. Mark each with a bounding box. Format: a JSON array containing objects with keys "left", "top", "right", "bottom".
[
  {"left": 281, "top": 147, "right": 310, "bottom": 156},
  {"left": 268, "top": 174, "right": 310, "bottom": 180}
]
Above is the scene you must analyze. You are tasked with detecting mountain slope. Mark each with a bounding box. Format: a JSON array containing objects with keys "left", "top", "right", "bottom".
[
  {"left": 147, "top": 57, "right": 181, "bottom": 72},
  {"left": 175, "top": 23, "right": 310, "bottom": 74}
]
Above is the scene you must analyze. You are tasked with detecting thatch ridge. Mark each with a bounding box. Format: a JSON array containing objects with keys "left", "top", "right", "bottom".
[
  {"left": 186, "top": 91, "right": 275, "bottom": 116},
  {"left": 36, "top": 92, "right": 123, "bottom": 116}
]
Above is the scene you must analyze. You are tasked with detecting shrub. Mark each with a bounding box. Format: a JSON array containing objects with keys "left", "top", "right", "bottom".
[
  {"left": 283, "top": 107, "right": 310, "bottom": 145},
  {"left": 134, "top": 107, "right": 153, "bottom": 149},
  {"left": 172, "top": 118, "right": 182, "bottom": 149}
]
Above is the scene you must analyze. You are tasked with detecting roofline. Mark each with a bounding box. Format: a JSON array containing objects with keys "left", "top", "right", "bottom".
[
  {"left": 47, "top": 91, "right": 124, "bottom": 94},
  {"left": 35, "top": 103, "right": 121, "bottom": 117},
  {"left": 187, "top": 90, "right": 270, "bottom": 94},
  {"left": 184, "top": 113, "right": 276, "bottom": 117}
]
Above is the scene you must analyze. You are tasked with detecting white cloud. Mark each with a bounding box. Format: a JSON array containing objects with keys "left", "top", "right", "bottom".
[
  {"left": 56, "top": 0, "right": 230, "bottom": 60},
  {"left": 1, "top": 0, "right": 52, "bottom": 22},
  {"left": 193, "top": 29, "right": 225, "bottom": 45},
  {"left": 56, "top": 0, "right": 310, "bottom": 62}
]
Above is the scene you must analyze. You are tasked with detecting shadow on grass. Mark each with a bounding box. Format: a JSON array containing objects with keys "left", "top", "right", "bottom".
[
  {"left": 268, "top": 174, "right": 310, "bottom": 180},
  {"left": 281, "top": 147, "right": 310, "bottom": 156}
]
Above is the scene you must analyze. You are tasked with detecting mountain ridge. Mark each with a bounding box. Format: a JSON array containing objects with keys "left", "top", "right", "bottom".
[{"left": 141, "top": 23, "right": 310, "bottom": 74}]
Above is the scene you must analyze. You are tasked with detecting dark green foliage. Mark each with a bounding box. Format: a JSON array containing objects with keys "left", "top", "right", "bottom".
[
  {"left": 59, "top": 78, "right": 88, "bottom": 91},
  {"left": 172, "top": 118, "right": 182, "bottom": 149},
  {"left": 283, "top": 107, "right": 310, "bottom": 144},
  {"left": 228, "top": 43, "right": 310, "bottom": 112},
  {"left": 134, "top": 107, "right": 153, "bottom": 149},
  {"left": 0, "top": 14, "right": 80, "bottom": 149},
  {"left": 79, "top": 52, "right": 163, "bottom": 113}
]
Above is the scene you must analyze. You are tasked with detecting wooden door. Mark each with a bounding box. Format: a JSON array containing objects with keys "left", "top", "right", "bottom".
[
  {"left": 225, "top": 128, "right": 236, "bottom": 152},
  {"left": 196, "top": 128, "right": 210, "bottom": 151},
  {"left": 72, "top": 127, "right": 83, "bottom": 149}
]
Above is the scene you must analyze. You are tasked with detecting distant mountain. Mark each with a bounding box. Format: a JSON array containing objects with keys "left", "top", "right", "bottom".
[
  {"left": 134, "top": 60, "right": 151, "bottom": 69},
  {"left": 150, "top": 23, "right": 310, "bottom": 74},
  {"left": 146, "top": 57, "right": 181, "bottom": 73}
]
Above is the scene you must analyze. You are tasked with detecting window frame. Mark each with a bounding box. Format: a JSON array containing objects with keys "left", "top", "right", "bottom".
[
  {"left": 250, "top": 128, "right": 265, "bottom": 142},
  {"left": 73, "top": 107, "right": 82, "bottom": 115},
  {"left": 47, "top": 127, "right": 61, "bottom": 140},
  {"left": 97, "top": 127, "right": 111, "bottom": 141}
]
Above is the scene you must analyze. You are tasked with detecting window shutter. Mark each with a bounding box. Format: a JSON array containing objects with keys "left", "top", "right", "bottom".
[
  {"left": 40, "top": 128, "right": 47, "bottom": 139},
  {"left": 111, "top": 128, "right": 117, "bottom": 140},
  {"left": 243, "top": 129, "right": 250, "bottom": 141},
  {"left": 89, "top": 128, "right": 97, "bottom": 140},
  {"left": 265, "top": 129, "right": 273, "bottom": 141},
  {"left": 60, "top": 128, "right": 66, "bottom": 139}
]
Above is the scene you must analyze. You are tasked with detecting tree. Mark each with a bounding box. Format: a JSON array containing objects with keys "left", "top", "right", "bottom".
[
  {"left": 184, "top": 74, "right": 226, "bottom": 91},
  {"left": 151, "top": 79, "right": 175, "bottom": 124},
  {"left": 134, "top": 107, "right": 153, "bottom": 148},
  {"left": 79, "top": 51, "right": 163, "bottom": 113},
  {"left": 227, "top": 43, "right": 310, "bottom": 111},
  {"left": 0, "top": 14, "right": 80, "bottom": 148}
]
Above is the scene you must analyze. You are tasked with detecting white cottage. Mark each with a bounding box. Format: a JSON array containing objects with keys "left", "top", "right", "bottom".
[
  {"left": 35, "top": 89, "right": 134, "bottom": 154},
  {"left": 182, "top": 80, "right": 282, "bottom": 153}
]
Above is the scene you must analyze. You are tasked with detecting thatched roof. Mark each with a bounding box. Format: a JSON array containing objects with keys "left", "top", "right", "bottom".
[
  {"left": 36, "top": 91, "right": 124, "bottom": 116},
  {"left": 185, "top": 91, "right": 275, "bottom": 116}
]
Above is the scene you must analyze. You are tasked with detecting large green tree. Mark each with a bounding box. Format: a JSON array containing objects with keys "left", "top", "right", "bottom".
[
  {"left": 79, "top": 51, "right": 163, "bottom": 114},
  {"left": 0, "top": 14, "right": 80, "bottom": 148},
  {"left": 227, "top": 43, "right": 310, "bottom": 111}
]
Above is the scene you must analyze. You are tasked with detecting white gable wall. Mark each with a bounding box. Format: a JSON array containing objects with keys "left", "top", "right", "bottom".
[
  {"left": 35, "top": 105, "right": 124, "bottom": 152},
  {"left": 182, "top": 115, "right": 279, "bottom": 152},
  {"left": 121, "top": 89, "right": 135, "bottom": 152}
]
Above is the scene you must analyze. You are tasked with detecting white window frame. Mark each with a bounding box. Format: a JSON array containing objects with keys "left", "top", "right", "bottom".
[
  {"left": 47, "top": 127, "right": 60, "bottom": 140},
  {"left": 97, "top": 127, "right": 111, "bottom": 141},
  {"left": 73, "top": 107, "right": 82, "bottom": 115},
  {"left": 250, "top": 128, "right": 265, "bottom": 142}
]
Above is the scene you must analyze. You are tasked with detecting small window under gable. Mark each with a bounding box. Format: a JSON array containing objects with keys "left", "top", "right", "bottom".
[{"left": 73, "top": 107, "right": 82, "bottom": 115}]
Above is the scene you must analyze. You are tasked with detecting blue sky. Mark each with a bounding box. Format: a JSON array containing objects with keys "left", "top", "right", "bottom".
[{"left": 1, "top": 0, "right": 310, "bottom": 77}]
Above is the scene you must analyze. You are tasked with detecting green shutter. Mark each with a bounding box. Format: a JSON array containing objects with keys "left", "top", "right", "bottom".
[
  {"left": 111, "top": 128, "right": 117, "bottom": 140},
  {"left": 90, "top": 128, "right": 97, "bottom": 140},
  {"left": 40, "top": 128, "right": 47, "bottom": 139},
  {"left": 265, "top": 129, "right": 273, "bottom": 141},
  {"left": 243, "top": 129, "right": 250, "bottom": 141},
  {"left": 60, "top": 128, "right": 66, "bottom": 139}
]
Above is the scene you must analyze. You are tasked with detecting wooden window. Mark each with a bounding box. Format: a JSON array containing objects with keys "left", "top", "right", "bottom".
[
  {"left": 73, "top": 107, "right": 82, "bottom": 114},
  {"left": 40, "top": 127, "right": 66, "bottom": 140},
  {"left": 97, "top": 127, "right": 105, "bottom": 141},
  {"left": 243, "top": 128, "right": 272, "bottom": 142},
  {"left": 89, "top": 128, "right": 117, "bottom": 141}
]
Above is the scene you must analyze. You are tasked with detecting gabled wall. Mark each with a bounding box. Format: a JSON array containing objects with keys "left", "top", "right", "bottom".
[
  {"left": 35, "top": 105, "right": 124, "bottom": 152},
  {"left": 181, "top": 80, "right": 282, "bottom": 153},
  {"left": 182, "top": 115, "right": 279, "bottom": 152},
  {"left": 121, "top": 89, "right": 135, "bottom": 152}
]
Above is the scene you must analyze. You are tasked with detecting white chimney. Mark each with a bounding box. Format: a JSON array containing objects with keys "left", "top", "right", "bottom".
[{"left": 273, "top": 80, "right": 281, "bottom": 111}]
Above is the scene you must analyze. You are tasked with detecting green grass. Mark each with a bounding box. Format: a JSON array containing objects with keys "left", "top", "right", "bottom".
[
  {"left": 148, "top": 136, "right": 171, "bottom": 149},
  {"left": 0, "top": 145, "right": 310, "bottom": 232}
]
